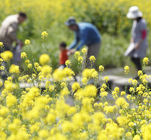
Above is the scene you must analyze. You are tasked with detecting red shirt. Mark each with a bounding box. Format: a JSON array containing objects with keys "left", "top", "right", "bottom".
[{"left": 59, "top": 50, "right": 68, "bottom": 65}]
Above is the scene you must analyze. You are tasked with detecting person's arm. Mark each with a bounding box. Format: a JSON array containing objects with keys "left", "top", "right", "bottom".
[
  {"left": 76, "top": 29, "right": 88, "bottom": 51},
  {"left": 76, "top": 40, "right": 85, "bottom": 51},
  {"left": 130, "top": 38, "right": 134, "bottom": 43},
  {"left": 68, "top": 33, "right": 79, "bottom": 50}
]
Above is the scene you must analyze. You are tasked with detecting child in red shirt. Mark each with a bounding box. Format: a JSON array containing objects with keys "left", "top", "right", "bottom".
[{"left": 59, "top": 42, "right": 69, "bottom": 69}]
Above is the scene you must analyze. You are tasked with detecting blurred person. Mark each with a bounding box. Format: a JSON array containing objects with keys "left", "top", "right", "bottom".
[
  {"left": 58, "top": 42, "right": 69, "bottom": 69},
  {"left": 0, "top": 12, "right": 27, "bottom": 51},
  {"left": 0, "top": 12, "right": 27, "bottom": 79},
  {"left": 126, "top": 6, "right": 147, "bottom": 79},
  {"left": 65, "top": 17, "right": 101, "bottom": 68}
]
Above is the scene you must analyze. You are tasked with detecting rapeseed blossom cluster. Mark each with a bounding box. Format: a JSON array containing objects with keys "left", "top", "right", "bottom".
[
  {"left": 0, "top": 37, "right": 151, "bottom": 140},
  {"left": 124, "top": 65, "right": 130, "bottom": 75},
  {"left": 25, "top": 39, "right": 31, "bottom": 45},
  {"left": 53, "top": 67, "right": 75, "bottom": 81},
  {"left": 41, "top": 31, "right": 48, "bottom": 39},
  {"left": 1, "top": 51, "right": 13, "bottom": 61},
  {"left": 65, "top": 60, "right": 71, "bottom": 67},
  {"left": 143, "top": 57, "right": 149, "bottom": 65},
  {"left": 74, "top": 51, "right": 84, "bottom": 64},
  {"left": 39, "top": 54, "right": 51, "bottom": 66},
  {"left": 99, "top": 65, "right": 104, "bottom": 72},
  {"left": 82, "top": 48, "right": 87, "bottom": 54},
  {"left": 89, "top": 55, "right": 96, "bottom": 63},
  {"left": 9, "top": 64, "right": 20, "bottom": 74},
  {"left": 21, "top": 52, "right": 27, "bottom": 58}
]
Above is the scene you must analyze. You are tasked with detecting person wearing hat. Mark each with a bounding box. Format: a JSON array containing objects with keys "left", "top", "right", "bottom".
[
  {"left": 65, "top": 17, "right": 101, "bottom": 68},
  {"left": 126, "top": 6, "right": 148, "bottom": 77}
]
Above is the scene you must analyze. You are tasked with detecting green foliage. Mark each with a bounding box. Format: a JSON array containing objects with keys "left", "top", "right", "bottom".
[{"left": 0, "top": 0, "right": 151, "bottom": 72}]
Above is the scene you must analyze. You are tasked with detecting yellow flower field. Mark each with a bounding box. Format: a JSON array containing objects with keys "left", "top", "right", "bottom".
[
  {"left": 0, "top": 37, "right": 151, "bottom": 139},
  {"left": 0, "top": 1, "right": 151, "bottom": 139}
]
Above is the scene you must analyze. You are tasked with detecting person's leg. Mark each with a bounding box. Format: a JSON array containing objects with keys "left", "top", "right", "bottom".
[
  {"left": 12, "top": 45, "right": 22, "bottom": 66},
  {"left": 136, "top": 58, "right": 142, "bottom": 71},
  {"left": 85, "top": 42, "right": 101, "bottom": 69},
  {"left": 131, "top": 57, "right": 142, "bottom": 71}
]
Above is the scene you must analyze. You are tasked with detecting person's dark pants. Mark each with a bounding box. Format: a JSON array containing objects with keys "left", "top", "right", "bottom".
[
  {"left": 131, "top": 57, "right": 142, "bottom": 71},
  {"left": 85, "top": 42, "right": 101, "bottom": 69},
  {"left": 0, "top": 45, "right": 11, "bottom": 53}
]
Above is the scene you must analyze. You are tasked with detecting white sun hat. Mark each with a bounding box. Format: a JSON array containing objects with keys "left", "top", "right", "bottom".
[{"left": 127, "top": 6, "right": 143, "bottom": 19}]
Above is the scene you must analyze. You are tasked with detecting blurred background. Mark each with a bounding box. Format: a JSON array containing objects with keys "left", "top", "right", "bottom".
[{"left": 1, "top": 0, "right": 151, "bottom": 73}]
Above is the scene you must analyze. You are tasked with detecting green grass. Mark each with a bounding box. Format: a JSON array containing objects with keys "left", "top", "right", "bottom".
[{"left": 20, "top": 27, "right": 151, "bottom": 74}]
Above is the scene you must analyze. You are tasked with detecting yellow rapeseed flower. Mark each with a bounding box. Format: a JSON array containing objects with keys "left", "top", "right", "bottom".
[
  {"left": 67, "top": 107, "right": 76, "bottom": 116},
  {"left": 41, "top": 31, "right": 48, "bottom": 39},
  {"left": 49, "top": 85, "right": 55, "bottom": 92},
  {"left": 138, "top": 70, "right": 143, "bottom": 76},
  {"left": 62, "top": 121, "right": 73, "bottom": 133},
  {"left": 61, "top": 87, "right": 70, "bottom": 96},
  {"left": 41, "top": 65, "right": 52, "bottom": 77},
  {"left": 9, "top": 64, "right": 20, "bottom": 74},
  {"left": 39, "top": 54, "right": 50, "bottom": 66},
  {"left": 128, "top": 122, "right": 134, "bottom": 127},
  {"left": 82, "top": 48, "right": 87, "bottom": 54},
  {"left": 82, "top": 68, "right": 94, "bottom": 79},
  {"left": 82, "top": 77, "right": 88, "bottom": 85},
  {"left": 117, "top": 116, "right": 127, "bottom": 126},
  {"left": 25, "top": 39, "right": 31, "bottom": 45},
  {"left": 4, "top": 81, "right": 15, "bottom": 92},
  {"left": 77, "top": 56, "right": 83, "bottom": 63},
  {"left": 1, "top": 51, "right": 13, "bottom": 61},
  {"left": 124, "top": 65, "right": 129, "bottom": 74},
  {"left": 27, "top": 63, "right": 32, "bottom": 69},
  {"left": 61, "top": 82, "right": 66, "bottom": 88},
  {"left": 0, "top": 66, "right": 5, "bottom": 70},
  {"left": 99, "top": 65, "right": 104, "bottom": 72},
  {"left": 121, "top": 91, "right": 126, "bottom": 96},
  {"left": 72, "top": 82, "right": 80, "bottom": 92},
  {"left": 39, "top": 129, "right": 49, "bottom": 138},
  {"left": 83, "top": 85, "right": 97, "bottom": 97},
  {"left": 143, "top": 57, "right": 149, "bottom": 65},
  {"left": 65, "top": 60, "right": 71, "bottom": 67},
  {"left": 103, "top": 76, "right": 109, "bottom": 82},
  {"left": 92, "top": 70, "right": 98, "bottom": 78},
  {"left": 25, "top": 60, "right": 30, "bottom": 65},
  {"left": 116, "top": 97, "right": 127, "bottom": 107},
  {"left": 21, "top": 52, "right": 27, "bottom": 58},
  {"left": 100, "top": 91, "right": 108, "bottom": 98},
  {"left": 6, "top": 93, "right": 17, "bottom": 107},
  {"left": 74, "top": 51, "right": 80, "bottom": 59},
  {"left": 89, "top": 55, "right": 96, "bottom": 62},
  {"left": 133, "top": 135, "right": 140, "bottom": 140}
]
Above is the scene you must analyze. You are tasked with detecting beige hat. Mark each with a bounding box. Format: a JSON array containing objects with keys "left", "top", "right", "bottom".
[{"left": 127, "top": 6, "right": 143, "bottom": 19}]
